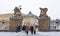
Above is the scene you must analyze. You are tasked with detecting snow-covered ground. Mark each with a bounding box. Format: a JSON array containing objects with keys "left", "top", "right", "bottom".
[
  {"left": 0, "top": 31, "right": 60, "bottom": 36},
  {"left": 0, "top": 28, "right": 60, "bottom": 36}
]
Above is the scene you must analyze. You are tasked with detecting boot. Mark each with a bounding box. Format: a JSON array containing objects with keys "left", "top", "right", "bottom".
[{"left": 34, "top": 31, "right": 36, "bottom": 34}]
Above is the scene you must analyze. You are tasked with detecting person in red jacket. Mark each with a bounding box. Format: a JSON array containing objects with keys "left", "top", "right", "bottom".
[{"left": 30, "top": 26, "right": 34, "bottom": 34}]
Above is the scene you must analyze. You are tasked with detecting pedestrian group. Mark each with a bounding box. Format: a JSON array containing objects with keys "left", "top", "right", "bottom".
[{"left": 16, "top": 25, "right": 36, "bottom": 35}]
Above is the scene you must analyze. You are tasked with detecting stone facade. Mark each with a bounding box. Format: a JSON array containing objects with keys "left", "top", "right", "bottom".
[
  {"left": 38, "top": 8, "right": 50, "bottom": 31},
  {"left": 9, "top": 7, "right": 50, "bottom": 32},
  {"left": 0, "top": 20, "right": 9, "bottom": 31},
  {"left": 0, "top": 6, "right": 50, "bottom": 32},
  {"left": 9, "top": 7, "right": 23, "bottom": 32}
]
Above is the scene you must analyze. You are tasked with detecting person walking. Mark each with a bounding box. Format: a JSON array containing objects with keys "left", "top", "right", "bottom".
[
  {"left": 22, "top": 25, "right": 26, "bottom": 31},
  {"left": 30, "top": 26, "right": 34, "bottom": 34},
  {"left": 26, "top": 26, "right": 29, "bottom": 35},
  {"left": 33, "top": 25, "right": 36, "bottom": 34}
]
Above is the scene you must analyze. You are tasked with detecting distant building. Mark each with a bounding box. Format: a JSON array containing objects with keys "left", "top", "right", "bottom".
[
  {"left": 50, "top": 19, "right": 60, "bottom": 31},
  {"left": 0, "top": 20, "right": 9, "bottom": 31}
]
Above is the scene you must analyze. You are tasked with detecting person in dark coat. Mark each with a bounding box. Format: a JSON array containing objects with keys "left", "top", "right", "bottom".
[
  {"left": 16, "top": 26, "right": 20, "bottom": 32},
  {"left": 26, "top": 26, "right": 29, "bottom": 35},
  {"left": 33, "top": 25, "right": 36, "bottom": 34},
  {"left": 22, "top": 25, "right": 26, "bottom": 31},
  {"left": 30, "top": 26, "right": 34, "bottom": 34}
]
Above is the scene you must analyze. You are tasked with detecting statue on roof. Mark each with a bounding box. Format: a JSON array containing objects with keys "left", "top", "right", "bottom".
[
  {"left": 14, "top": 7, "right": 20, "bottom": 12},
  {"left": 29, "top": 11, "right": 32, "bottom": 14},
  {"left": 40, "top": 8, "right": 48, "bottom": 15},
  {"left": 14, "top": 6, "right": 22, "bottom": 16}
]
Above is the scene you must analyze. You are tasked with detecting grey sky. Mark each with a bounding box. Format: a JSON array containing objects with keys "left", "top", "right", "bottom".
[{"left": 0, "top": 0, "right": 60, "bottom": 20}]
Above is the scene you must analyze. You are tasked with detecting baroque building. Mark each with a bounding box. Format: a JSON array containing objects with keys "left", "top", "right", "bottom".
[
  {"left": 0, "top": 14, "right": 13, "bottom": 32},
  {"left": 9, "top": 7, "right": 50, "bottom": 32},
  {"left": 9, "top": 7, "right": 38, "bottom": 32},
  {"left": 0, "top": 6, "right": 51, "bottom": 32},
  {"left": 22, "top": 12, "right": 38, "bottom": 26}
]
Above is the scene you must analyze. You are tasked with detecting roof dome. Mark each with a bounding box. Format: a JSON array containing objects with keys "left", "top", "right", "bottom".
[{"left": 24, "top": 11, "right": 38, "bottom": 19}]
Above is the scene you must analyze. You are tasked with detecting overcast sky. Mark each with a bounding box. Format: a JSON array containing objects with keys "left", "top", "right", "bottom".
[{"left": 0, "top": 0, "right": 60, "bottom": 20}]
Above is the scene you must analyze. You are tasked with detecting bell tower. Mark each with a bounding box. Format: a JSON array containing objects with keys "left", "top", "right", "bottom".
[
  {"left": 9, "top": 6, "right": 23, "bottom": 32},
  {"left": 38, "top": 8, "right": 50, "bottom": 31}
]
